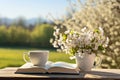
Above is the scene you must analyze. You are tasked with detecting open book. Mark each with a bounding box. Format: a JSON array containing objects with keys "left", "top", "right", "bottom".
[{"left": 15, "top": 61, "right": 79, "bottom": 74}]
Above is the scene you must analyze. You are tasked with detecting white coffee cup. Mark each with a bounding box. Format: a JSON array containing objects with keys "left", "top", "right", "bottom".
[{"left": 23, "top": 50, "right": 49, "bottom": 67}]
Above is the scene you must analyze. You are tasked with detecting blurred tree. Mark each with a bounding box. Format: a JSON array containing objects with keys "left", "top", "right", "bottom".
[
  {"left": 55, "top": 0, "right": 120, "bottom": 68},
  {"left": 8, "top": 26, "right": 30, "bottom": 46},
  {"left": 13, "top": 17, "right": 26, "bottom": 28},
  {"left": 0, "top": 25, "right": 8, "bottom": 45},
  {"left": 31, "top": 24, "right": 54, "bottom": 48}
]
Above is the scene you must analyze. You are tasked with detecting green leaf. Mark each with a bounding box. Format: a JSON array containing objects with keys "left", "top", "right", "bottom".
[
  {"left": 70, "top": 30, "right": 74, "bottom": 34},
  {"left": 62, "top": 34, "right": 67, "bottom": 41},
  {"left": 70, "top": 47, "right": 78, "bottom": 56},
  {"left": 98, "top": 45, "right": 104, "bottom": 51},
  {"left": 94, "top": 29, "right": 100, "bottom": 34},
  {"left": 86, "top": 45, "right": 92, "bottom": 49},
  {"left": 91, "top": 38, "right": 95, "bottom": 42}
]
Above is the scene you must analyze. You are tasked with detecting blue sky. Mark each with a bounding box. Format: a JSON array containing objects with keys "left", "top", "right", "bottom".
[{"left": 0, "top": 0, "right": 75, "bottom": 19}]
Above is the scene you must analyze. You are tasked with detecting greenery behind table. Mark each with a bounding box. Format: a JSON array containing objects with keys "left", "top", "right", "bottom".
[
  {"left": 0, "top": 24, "right": 54, "bottom": 48},
  {"left": 0, "top": 47, "right": 75, "bottom": 69}
]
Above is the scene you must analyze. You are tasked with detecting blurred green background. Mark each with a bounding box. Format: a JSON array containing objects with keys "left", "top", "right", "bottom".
[
  {"left": 0, "top": 47, "right": 75, "bottom": 69},
  {"left": 0, "top": 0, "right": 120, "bottom": 69}
]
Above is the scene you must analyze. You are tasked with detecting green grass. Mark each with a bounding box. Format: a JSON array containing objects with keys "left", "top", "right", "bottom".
[{"left": 0, "top": 47, "right": 75, "bottom": 69}]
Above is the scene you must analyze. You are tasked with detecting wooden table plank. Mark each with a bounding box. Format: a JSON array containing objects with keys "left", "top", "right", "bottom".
[{"left": 0, "top": 67, "right": 120, "bottom": 80}]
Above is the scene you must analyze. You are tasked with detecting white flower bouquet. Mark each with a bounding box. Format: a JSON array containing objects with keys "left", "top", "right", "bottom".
[{"left": 51, "top": 27, "right": 109, "bottom": 59}]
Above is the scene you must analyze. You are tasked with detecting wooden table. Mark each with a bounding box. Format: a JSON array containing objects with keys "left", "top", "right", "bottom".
[{"left": 0, "top": 67, "right": 120, "bottom": 80}]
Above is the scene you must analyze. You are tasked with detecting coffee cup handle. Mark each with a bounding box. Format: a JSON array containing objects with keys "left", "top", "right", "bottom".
[
  {"left": 93, "top": 56, "right": 102, "bottom": 68},
  {"left": 23, "top": 52, "right": 30, "bottom": 63}
]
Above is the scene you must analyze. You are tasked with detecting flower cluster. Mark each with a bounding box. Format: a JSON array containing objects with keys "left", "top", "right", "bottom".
[{"left": 51, "top": 27, "right": 109, "bottom": 58}]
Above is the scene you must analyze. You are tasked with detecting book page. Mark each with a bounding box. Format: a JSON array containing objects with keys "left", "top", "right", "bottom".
[
  {"left": 48, "top": 61, "right": 79, "bottom": 74},
  {"left": 50, "top": 62, "right": 76, "bottom": 69},
  {"left": 44, "top": 61, "right": 54, "bottom": 69},
  {"left": 20, "top": 62, "right": 34, "bottom": 68},
  {"left": 15, "top": 62, "right": 47, "bottom": 73}
]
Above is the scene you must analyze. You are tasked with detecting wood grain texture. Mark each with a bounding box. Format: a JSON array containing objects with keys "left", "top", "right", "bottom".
[{"left": 0, "top": 67, "right": 120, "bottom": 80}]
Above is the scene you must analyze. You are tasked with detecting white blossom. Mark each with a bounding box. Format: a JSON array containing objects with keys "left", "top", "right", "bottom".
[
  {"left": 81, "top": 27, "right": 87, "bottom": 32},
  {"left": 52, "top": 27, "right": 109, "bottom": 58},
  {"left": 99, "top": 27, "right": 104, "bottom": 35}
]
